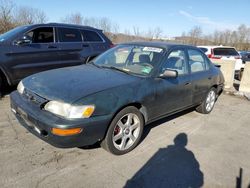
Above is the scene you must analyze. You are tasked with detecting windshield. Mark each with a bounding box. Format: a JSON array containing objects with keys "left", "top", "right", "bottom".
[
  {"left": 93, "top": 45, "right": 164, "bottom": 76},
  {"left": 0, "top": 26, "right": 27, "bottom": 42}
]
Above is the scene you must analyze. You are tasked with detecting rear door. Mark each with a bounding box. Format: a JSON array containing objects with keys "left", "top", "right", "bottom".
[
  {"left": 57, "top": 27, "right": 91, "bottom": 65},
  {"left": 8, "top": 27, "right": 60, "bottom": 81},
  {"left": 81, "top": 29, "right": 109, "bottom": 57},
  {"left": 188, "top": 48, "right": 212, "bottom": 104}
]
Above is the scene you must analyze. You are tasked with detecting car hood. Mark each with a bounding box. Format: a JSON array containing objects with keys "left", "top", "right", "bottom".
[{"left": 23, "top": 64, "right": 142, "bottom": 103}]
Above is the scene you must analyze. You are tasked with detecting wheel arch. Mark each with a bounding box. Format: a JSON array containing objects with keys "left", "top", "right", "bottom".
[
  {"left": 0, "top": 67, "right": 10, "bottom": 86},
  {"left": 102, "top": 102, "right": 148, "bottom": 140},
  {"left": 113, "top": 102, "right": 148, "bottom": 125}
]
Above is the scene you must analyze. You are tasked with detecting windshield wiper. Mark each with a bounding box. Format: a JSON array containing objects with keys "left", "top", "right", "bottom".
[
  {"left": 102, "top": 66, "right": 130, "bottom": 75},
  {"left": 88, "top": 61, "right": 102, "bottom": 68}
]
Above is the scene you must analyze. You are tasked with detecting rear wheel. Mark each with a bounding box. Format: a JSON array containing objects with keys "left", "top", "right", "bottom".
[
  {"left": 101, "top": 106, "right": 144, "bottom": 155},
  {"left": 196, "top": 88, "right": 217, "bottom": 114}
]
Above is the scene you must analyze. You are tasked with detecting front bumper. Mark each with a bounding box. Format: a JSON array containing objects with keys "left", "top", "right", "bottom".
[{"left": 10, "top": 91, "right": 111, "bottom": 148}]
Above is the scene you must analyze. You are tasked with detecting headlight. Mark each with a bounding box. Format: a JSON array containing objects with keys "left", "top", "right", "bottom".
[
  {"left": 44, "top": 101, "right": 95, "bottom": 119},
  {"left": 17, "top": 81, "right": 25, "bottom": 94}
]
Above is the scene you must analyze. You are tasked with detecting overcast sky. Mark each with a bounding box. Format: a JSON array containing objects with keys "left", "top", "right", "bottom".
[{"left": 13, "top": 0, "right": 250, "bottom": 37}]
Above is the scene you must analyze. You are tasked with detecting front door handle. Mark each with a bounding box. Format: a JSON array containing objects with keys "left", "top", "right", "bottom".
[{"left": 185, "top": 82, "right": 191, "bottom": 86}]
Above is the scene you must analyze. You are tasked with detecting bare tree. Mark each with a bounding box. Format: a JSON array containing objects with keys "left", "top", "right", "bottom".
[
  {"left": 153, "top": 27, "right": 163, "bottom": 39},
  {"left": 61, "top": 13, "right": 83, "bottom": 25},
  {"left": 0, "top": 0, "right": 15, "bottom": 33},
  {"left": 14, "top": 6, "right": 47, "bottom": 25},
  {"left": 188, "top": 26, "right": 202, "bottom": 45},
  {"left": 133, "top": 26, "right": 140, "bottom": 36}
]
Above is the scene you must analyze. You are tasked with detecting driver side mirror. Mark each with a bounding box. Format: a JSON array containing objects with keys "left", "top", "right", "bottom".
[
  {"left": 159, "top": 69, "right": 178, "bottom": 78},
  {"left": 15, "top": 36, "right": 32, "bottom": 45}
]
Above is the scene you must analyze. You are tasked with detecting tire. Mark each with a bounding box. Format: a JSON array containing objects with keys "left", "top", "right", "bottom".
[
  {"left": 101, "top": 106, "right": 144, "bottom": 155},
  {"left": 196, "top": 88, "right": 217, "bottom": 114}
]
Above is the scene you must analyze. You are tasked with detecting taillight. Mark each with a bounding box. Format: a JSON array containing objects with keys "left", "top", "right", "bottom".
[
  {"left": 208, "top": 54, "right": 212, "bottom": 58},
  {"left": 234, "top": 56, "right": 241, "bottom": 59}
]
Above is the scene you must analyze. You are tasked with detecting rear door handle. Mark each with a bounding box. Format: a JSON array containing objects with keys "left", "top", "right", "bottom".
[
  {"left": 185, "top": 82, "right": 191, "bottom": 86},
  {"left": 208, "top": 77, "right": 212, "bottom": 80}
]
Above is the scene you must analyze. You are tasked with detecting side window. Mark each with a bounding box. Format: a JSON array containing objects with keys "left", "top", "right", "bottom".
[
  {"left": 188, "top": 49, "right": 209, "bottom": 73},
  {"left": 162, "top": 49, "right": 188, "bottom": 76},
  {"left": 58, "top": 28, "right": 82, "bottom": 42},
  {"left": 81, "top": 30, "right": 103, "bottom": 42},
  {"left": 25, "top": 27, "right": 54, "bottom": 43}
]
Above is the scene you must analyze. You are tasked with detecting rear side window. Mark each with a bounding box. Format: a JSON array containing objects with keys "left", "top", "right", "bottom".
[
  {"left": 213, "top": 48, "right": 239, "bottom": 56},
  {"left": 25, "top": 27, "right": 54, "bottom": 43},
  {"left": 188, "top": 49, "right": 209, "bottom": 73},
  {"left": 81, "top": 30, "right": 103, "bottom": 42},
  {"left": 58, "top": 28, "right": 82, "bottom": 42}
]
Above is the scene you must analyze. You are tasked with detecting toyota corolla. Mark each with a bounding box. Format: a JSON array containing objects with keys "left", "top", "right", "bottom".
[{"left": 10, "top": 42, "right": 224, "bottom": 155}]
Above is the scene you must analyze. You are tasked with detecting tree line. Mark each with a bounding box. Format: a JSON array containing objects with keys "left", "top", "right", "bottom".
[
  {"left": 1, "top": 0, "right": 250, "bottom": 50},
  {"left": 179, "top": 25, "right": 250, "bottom": 50}
]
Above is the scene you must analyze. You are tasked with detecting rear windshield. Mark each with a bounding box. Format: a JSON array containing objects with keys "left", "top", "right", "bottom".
[
  {"left": 213, "top": 48, "right": 239, "bottom": 56},
  {"left": 199, "top": 47, "right": 208, "bottom": 53}
]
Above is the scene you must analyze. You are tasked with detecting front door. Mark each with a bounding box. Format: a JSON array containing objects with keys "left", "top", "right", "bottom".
[
  {"left": 153, "top": 48, "right": 192, "bottom": 118},
  {"left": 8, "top": 27, "right": 60, "bottom": 82}
]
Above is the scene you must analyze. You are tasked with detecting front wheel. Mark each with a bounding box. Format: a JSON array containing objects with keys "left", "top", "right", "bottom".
[
  {"left": 196, "top": 88, "right": 217, "bottom": 114},
  {"left": 101, "top": 106, "right": 144, "bottom": 155}
]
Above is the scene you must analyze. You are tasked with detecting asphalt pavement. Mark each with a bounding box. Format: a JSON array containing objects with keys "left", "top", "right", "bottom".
[{"left": 0, "top": 94, "right": 250, "bottom": 188}]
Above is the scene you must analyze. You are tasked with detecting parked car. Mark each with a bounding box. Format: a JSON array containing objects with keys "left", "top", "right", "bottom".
[
  {"left": 238, "top": 51, "right": 250, "bottom": 63},
  {"left": 198, "top": 46, "right": 244, "bottom": 80},
  {"left": 0, "top": 23, "right": 113, "bottom": 95},
  {"left": 10, "top": 42, "right": 224, "bottom": 155}
]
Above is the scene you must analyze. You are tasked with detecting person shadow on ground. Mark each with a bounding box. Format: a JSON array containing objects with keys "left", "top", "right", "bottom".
[{"left": 124, "top": 133, "right": 204, "bottom": 188}]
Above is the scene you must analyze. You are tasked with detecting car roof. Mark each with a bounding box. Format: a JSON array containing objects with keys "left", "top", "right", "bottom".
[
  {"left": 26, "top": 23, "right": 101, "bottom": 31},
  {"left": 120, "top": 41, "right": 195, "bottom": 50}
]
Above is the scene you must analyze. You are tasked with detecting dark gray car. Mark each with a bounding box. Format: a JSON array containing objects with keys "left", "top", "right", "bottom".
[
  {"left": 10, "top": 42, "right": 224, "bottom": 155},
  {"left": 0, "top": 23, "right": 113, "bottom": 95}
]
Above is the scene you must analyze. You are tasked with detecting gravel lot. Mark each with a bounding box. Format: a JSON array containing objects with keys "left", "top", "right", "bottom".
[{"left": 0, "top": 93, "right": 250, "bottom": 188}]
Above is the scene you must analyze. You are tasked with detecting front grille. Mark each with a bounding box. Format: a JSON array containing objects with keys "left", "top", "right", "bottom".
[{"left": 23, "top": 89, "right": 48, "bottom": 106}]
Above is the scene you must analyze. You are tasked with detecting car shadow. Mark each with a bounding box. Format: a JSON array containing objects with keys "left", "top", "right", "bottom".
[
  {"left": 124, "top": 133, "right": 204, "bottom": 188},
  {"left": 140, "top": 107, "right": 196, "bottom": 144}
]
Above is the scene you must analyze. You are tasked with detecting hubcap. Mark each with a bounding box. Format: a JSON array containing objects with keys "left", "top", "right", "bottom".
[
  {"left": 205, "top": 90, "right": 216, "bottom": 112},
  {"left": 112, "top": 113, "right": 140, "bottom": 151}
]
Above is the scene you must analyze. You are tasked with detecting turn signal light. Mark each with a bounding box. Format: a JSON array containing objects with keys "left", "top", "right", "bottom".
[{"left": 52, "top": 128, "right": 82, "bottom": 136}]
